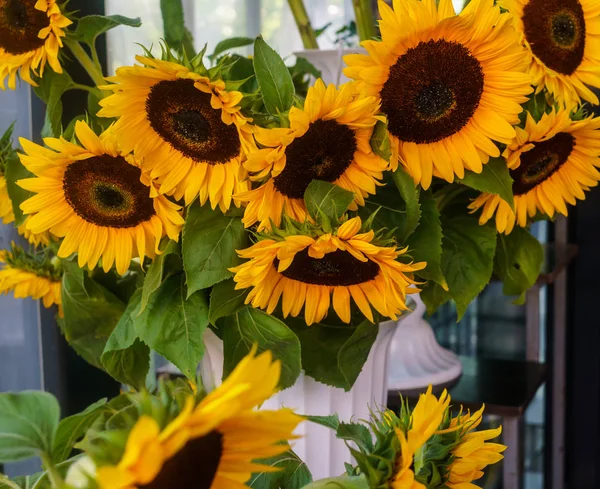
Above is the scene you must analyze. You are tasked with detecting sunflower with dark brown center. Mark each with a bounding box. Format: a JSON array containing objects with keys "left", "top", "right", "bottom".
[
  {"left": 499, "top": 0, "right": 600, "bottom": 106},
  {"left": 95, "top": 349, "right": 303, "bottom": 489},
  {"left": 17, "top": 121, "right": 184, "bottom": 274},
  {"left": 344, "top": 0, "right": 533, "bottom": 189},
  {"left": 236, "top": 79, "right": 386, "bottom": 231},
  {"left": 469, "top": 108, "right": 600, "bottom": 234},
  {"left": 230, "top": 216, "right": 425, "bottom": 325},
  {"left": 0, "top": 0, "right": 72, "bottom": 90},
  {"left": 98, "top": 55, "right": 255, "bottom": 212}
]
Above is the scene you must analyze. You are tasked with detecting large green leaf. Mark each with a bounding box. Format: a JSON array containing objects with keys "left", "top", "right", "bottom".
[
  {"left": 288, "top": 319, "right": 378, "bottom": 391},
  {"left": 304, "top": 180, "right": 355, "bottom": 225},
  {"left": 51, "top": 399, "right": 107, "bottom": 464},
  {"left": 249, "top": 449, "right": 312, "bottom": 489},
  {"left": 406, "top": 190, "right": 446, "bottom": 287},
  {"left": 33, "top": 69, "right": 74, "bottom": 137},
  {"left": 183, "top": 206, "right": 247, "bottom": 297},
  {"left": 135, "top": 274, "right": 209, "bottom": 380},
  {"left": 0, "top": 392, "right": 60, "bottom": 463},
  {"left": 61, "top": 262, "right": 126, "bottom": 369},
  {"left": 221, "top": 307, "right": 302, "bottom": 389},
  {"left": 75, "top": 15, "right": 141, "bottom": 47},
  {"left": 159, "top": 0, "right": 194, "bottom": 56},
  {"left": 208, "top": 278, "right": 248, "bottom": 325},
  {"left": 420, "top": 281, "right": 452, "bottom": 316},
  {"left": 494, "top": 227, "right": 543, "bottom": 300},
  {"left": 140, "top": 240, "right": 180, "bottom": 314},
  {"left": 253, "top": 37, "right": 295, "bottom": 116},
  {"left": 4, "top": 153, "right": 33, "bottom": 226},
  {"left": 459, "top": 157, "right": 515, "bottom": 207},
  {"left": 391, "top": 166, "right": 421, "bottom": 239},
  {"left": 211, "top": 37, "right": 254, "bottom": 59},
  {"left": 441, "top": 215, "right": 497, "bottom": 320},
  {"left": 101, "top": 290, "right": 150, "bottom": 390}
]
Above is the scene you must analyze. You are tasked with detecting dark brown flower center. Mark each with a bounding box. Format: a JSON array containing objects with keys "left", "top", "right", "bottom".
[
  {"left": 380, "top": 39, "right": 484, "bottom": 145},
  {"left": 522, "top": 0, "right": 585, "bottom": 75},
  {"left": 277, "top": 248, "right": 380, "bottom": 286},
  {"left": 273, "top": 119, "right": 357, "bottom": 199},
  {"left": 511, "top": 132, "right": 575, "bottom": 195},
  {"left": 63, "top": 155, "right": 156, "bottom": 227},
  {"left": 0, "top": 0, "right": 49, "bottom": 55},
  {"left": 140, "top": 431, "right": 223, "bottom": 489},
  {"left": 146, "top": 79, "right": 241, "bottom": 164}
]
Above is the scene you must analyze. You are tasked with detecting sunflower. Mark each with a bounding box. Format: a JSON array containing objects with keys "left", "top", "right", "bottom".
[
  {"left": 499, "top": 0, "right": 600, "bottom": 107},
  {"left": 0, "top": 244, "right": 62, "bottom": 315},
  {"left": 17, "top": 121, "right": 184, "bottom": 275},
  {"left": 0, "top": 173, "right": 14, "bottom": 223},
  {"left": 236, "top": 80, "right": 386, "bottom": 230},
  {"left": 230, "top": 216, "right": 425, "bottom": 326},
  {"left": 443, "top": 407, "right": 506, "bottom": 488},
  {"left": 18, "top": 220, "right": 52, "bottom": 247},
  {"left": 469, "top": 108, "right": 600, "bottom": 234},
  {"left": 95, "top": 348, "right": 303, "bottom": 489},
  {"left": 97, "top": 55, "right": 254, "bottom": 212},
  {"left": 0, "top": 0, "right": 72, "bottom": 90},
  {"left": 344, "top": 0, "right": 532, "bottom": 189}
]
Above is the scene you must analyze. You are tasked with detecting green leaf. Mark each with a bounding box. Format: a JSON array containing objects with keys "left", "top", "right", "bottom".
[
  {"left": 135, "top": 274, "right": 209, "bottom": 380},
  {"left": 288, "top": 319, "right": 378, "bottom": 391},
  {"left": 249, "top": 449, "right": 312, "bottom": 489},
  {"left": 140, "top": 240, "right": 180, "bottom": 314},
  {"left": 406, "top": 190, "right": 446, "bottom": 287},
  {"left": 459, "top": 157, "right": 515, "bottom": 207},
  {"left": 305, "top": 414, "right": 340, "bottom": 431},
  {"left": 391, "top": 166, "right": 421, "bottom": 239},
  {"left": 60, "top": 262, "right": 126, "bottom": 369},
  {"left": 337, "top": 423, "right": 373, "bottom": 452},
  {"left": 160, "top": 0, "right": 195, "bottom": 56},
  {"left": 101, "top": 290, "right": 150, "bottom": 390},
  {"left": 51, "top": 399, "right": 107, "bottom": 463},
  {"left": 494, "top": 227, "right": 543, "bottom": 299},
  {"left": 291, "top": 57, "right": 321, "bottom": 79},
  {"left": 208, "top": 278, "right": 248, "bottom": 325},
  {"left": 253, "top": 37, "right": 295, "bottom": 116},
  {"left": 370, "top": 120, "right": 391, "bottom": 162},
  {"left": 211, "top": 37, "right": 254, "bottom": 59},
  {"left": 301, "top": 475, "right": 370, "bottom": 489},
  {"left": 441, "top": 215, "right": 497, "bottom": 320},
  {"left": 0, "top": 391, "right": 60, "bottom": 463},
  {"left": 75, "top": 15, "right": 141, "bottom": 47},
  {"left": 420, "top": 281, "right": 452, "bottom": 316},
  {"left": 182, "top": 205, "right": 247, "bottom": 297},
  {"left": 304, "top": 180, "right": 355, "bottom": 225},
  {"left": 33, "top": 69, "right": 74, "bottom": 137},
  {"left": 221, "top": 307, "right": 301, "bottom": 389},
  {"left": 4, "top": 153, "right": 33, "bottom": 226}
]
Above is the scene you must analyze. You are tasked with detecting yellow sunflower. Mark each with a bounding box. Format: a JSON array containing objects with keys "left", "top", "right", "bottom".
[
  {"left": 230, "top": 216, "right": 425, "bottom": 326},
  {"left": 96, "top": 348, "right": 303, "bottom": 489},
  {"left": 499, "top": 0, "right": 600, "bottom": 107},
  {"left": 97, "top": 55, "right": 254, "bottom": 212},
  {"left": 237, "top": 80, "right": 386, "bottom": 230},
  {"left": 0, "top": 0, "right": 72, "bottom": 90},
  {"left": 444, "top": 407, "right": 506, "bottom": 488},
  {"left": 344, "top": 0, "right": 532, "bottom": 189},
  {"left": 0, "top": 245, "right": 62, "bottom": 315},
  {"left": 18, "top": 121, "right": 184, "bottom": 275},
  {"left": 17, "top": 220, "right": 52, "bottom": 247},
  {"left": 469, "top": 108, "right": 600, "bottom": 233},
  {"left": 0, "top": 173, "right": 14, "bottom": 224}
]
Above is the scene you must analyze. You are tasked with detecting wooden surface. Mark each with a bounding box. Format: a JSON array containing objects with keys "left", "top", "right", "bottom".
[{"left": 387, "top": 356, "right": 547, "bottom": 417}]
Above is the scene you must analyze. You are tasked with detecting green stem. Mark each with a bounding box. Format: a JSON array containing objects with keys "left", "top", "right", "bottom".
[
  {"left": 41, "top": 453, "right": 65, "bottom": 489},
  {"left": 352, "top": 0, "right": 377, "bottom": 42},
  {"left": 0, "top": 475, "right": 22, "bottom": 489},
  {"left": 71, "top": 83, "right": 96, "bottom": 93},
  {"left": 287, "top": 0, "right": 319, "bottom": 49},
  {"left": 64, "top": 39, "right": 106, "bottom": 89}
]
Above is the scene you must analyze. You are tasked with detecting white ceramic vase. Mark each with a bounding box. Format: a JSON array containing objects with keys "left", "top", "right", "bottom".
[{"left": 294, "top": 48, "right": 366, "bottom": 85}]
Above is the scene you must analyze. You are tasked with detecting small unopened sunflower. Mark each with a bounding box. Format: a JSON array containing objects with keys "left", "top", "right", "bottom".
[
  {"left": 98, "top": 55, "right": 254, "bottom": 212},
  {"left": 95, "top": 348, "right": 303, "bottom": 489},
  {"left": 0, "top": 0, "right": 72, "bottom": 90},
  {"left": 469, "top": 108, "right": 600, "bottom": 234},
  {"left": 0, "top": 244, "right": 62, "bottom": 315},
  {"left": 499, "top": 0, "right": 600, "bottom": 107},
  {"left": 237, "top": 80, "right": 386, "bottom": 230},
  {"left": 344, "top": 0, "right": 532, "bottom": 189},
  {"left": 230, "top": 216, "right": 425, "bottom": 325},
  {"left": 18, "top": 121, "right": 184, "bottom": 275}
]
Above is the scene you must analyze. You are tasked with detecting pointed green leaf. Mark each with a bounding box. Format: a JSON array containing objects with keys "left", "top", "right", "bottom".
[
  {"left": 304, "top": 180, "right": 354, "bottom": 224},
  {"left": 160, "top": 0, "right": 195, "bottom": 56},
  {"left": 391, "top": 166, "right": 421, "bottom": 239},
  {"left": 208, "top": 278, "right": 248, "bottom": 325},
  {"left": 249, "top": 449, "right": 312, "bottom": 489},
  {"left": 140, "top": 240, "right": 180, "bottom": 314},
  {"left": 33, "top": 69, "right": 74, "bottom": 137},
  {"left": 182, "top": 206, "right": 247, "bottom": 297},
  {"left": 459, "top": 157, "right": 514, "bottom": 207},
  {"left": 211, "top": 37, "right": 254, "bottom": 59},
  {"left": 305, "top": 414, "right": 340, "bottom": 431},
  {"left": 337, "top": 423, "right": 373, "bottom": 452},
  {"left": 75, "top": 15, "right": 141, "bottom": 47},
  {"left": 5, "top": 153, "right": 33, "bottom": 226}
]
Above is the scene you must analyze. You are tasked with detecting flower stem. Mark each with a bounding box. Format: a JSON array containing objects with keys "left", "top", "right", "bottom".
[
  {"left": 352, "top": 0, "right": 377, "bottom": 42},
  {"left": 287, "top": 0, "right": 319, "bottom": 49},
  {"left": 0, "top": 475, "right": 22, "bottom": 489},
  {"left": 41, "top": 453, "right": 65, "bottom": 489},
  {"left": 64, "top": 39, "right": 106, "bottom": 89}
]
